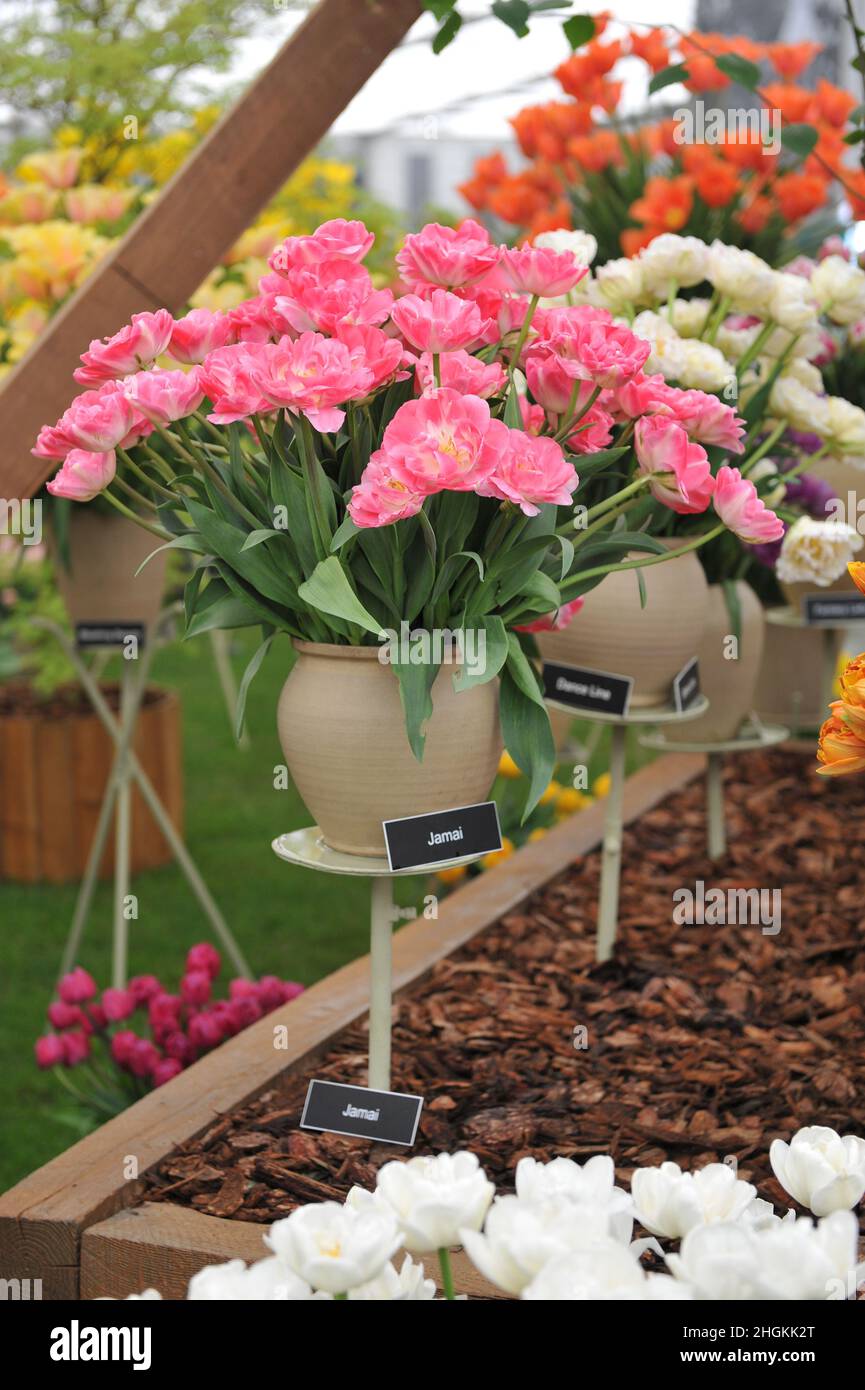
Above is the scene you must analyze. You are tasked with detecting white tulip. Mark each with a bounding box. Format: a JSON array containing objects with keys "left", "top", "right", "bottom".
[
  {"left": 632, "top": 308, "right": 679, "bottom": 342},
  {"left": 768, "top": 271, "right": 819, "bottom": 333},
  {"left": 811, "top": 255, "right": 865, "bottom": 324},
  {"left": 768, "top": 375, "right": 827, "bottom": 432},
  {"left": 782, "top": 356, "right": 825, "bottom": 393},
  {"left": 593, "top": 256, "right": 645, "bottom": 309},
  {"left": 639, "top": 233, "right": 709, "bottom": 293},
  {"left": 708, "top": 241, "right": 775, "bottom": 311},
  {"left": 670, "top": 297, "right": 712, "bottom": 337},
  {"left": 522, "top": 1242, "right": 693, "bottom": 1300},
  {"left": 632, "top": 1161, "right": 756, "bottom": 1239},
  {"left": 347, "top": 1254, "right": 437, "bottom": 1300},
  {"left": 667, "top": 1210, "right": 862, "bottom": 1300},
  {"left": 715, "top": 322, "right": 760, "bottom": 362},
  {"left": 822, "top": 395, "right": 865, "bottom": 455},
  {"left": 265, "top": 1200, "right": 401, "bottom": 1295},
  {"left": 534, "top": 228, "right": 597, "bottom": 266},
  {"left": 515, "top": 1154, "right": 633, "bottom": 1242},
  {"left": 374, "top": 1150, "right": 494, "bottom": 1254},
  {"left": 676, "top": 339, "right": 734, "bottom": 393},
  {"left": 770, "top": 1126, "right": 865, "bottom": 1216},
  {"left": 776, "top": 515, "right": 863, "bottom": 586},
  {"left": 187, "top": 1255, "right": 316, "bottom": 1300},
  {"left": 461, "top": 1194, "right": 613, "bottom": 1295}
]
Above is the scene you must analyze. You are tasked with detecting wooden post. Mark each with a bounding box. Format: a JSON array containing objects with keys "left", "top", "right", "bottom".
[{"left": 0, "top": 0, "right": 422, "bottom": 502}]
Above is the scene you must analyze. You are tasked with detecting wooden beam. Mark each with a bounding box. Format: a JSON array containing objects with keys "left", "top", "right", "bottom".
[
  {"left": 0, "top": 753, "right": 704, "bottom": 1297},
  {"left": 0, "top": 0, "right": 422, "bottom": 502},
  {"left": 80, "top": 1203, "right": 505, "bottom": 1299}
]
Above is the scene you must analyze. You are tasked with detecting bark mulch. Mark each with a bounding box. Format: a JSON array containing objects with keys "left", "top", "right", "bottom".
[{"left": 145, "top": 747, "right": 865, "bottom": 1229}]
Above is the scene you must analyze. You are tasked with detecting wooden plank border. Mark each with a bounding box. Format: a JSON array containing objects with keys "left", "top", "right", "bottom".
[
  {"left": 0, "top": 752, "right": 703, "bottom": 1298},
  {"left": 0, "top": 0, "right": 422, "bottom": 501}
]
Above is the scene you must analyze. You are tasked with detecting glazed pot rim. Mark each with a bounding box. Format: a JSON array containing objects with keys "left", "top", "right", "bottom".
[{"left": 292, "top": 639, "right": 385, "bottom": 660}]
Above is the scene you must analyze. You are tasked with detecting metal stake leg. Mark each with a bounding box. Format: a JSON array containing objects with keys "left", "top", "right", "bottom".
[
  {"left": 706, "top": 753, "right": 726, "bottom": 861},
  {"left": 822, "top": 627, "right": 837, "bottom": 716},
  {"left": 596, "top": 724, "right": 627, "bottom": 963},
  {"left": 368, "top": 876, "right": 394, "bottom": 1091}
]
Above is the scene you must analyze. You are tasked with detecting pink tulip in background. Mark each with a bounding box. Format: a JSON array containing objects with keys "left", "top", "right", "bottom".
[
  {"left": 635, "top": 416, "right": 715, "bottom": 515},
  {"left": 168, "top": 308, "right": 233, "bottom": 364},
  {"left": 501, "top": 245, "right": 588, "bottom": 298},
  {"left": 73, "top": 309, "right": 174, "bottom": 385},
  {"left": 274, "top": 258, "right": 393, "bottom": 335},
  {"left": 46, "top": 448, "right": 116, "bottom": 501},
  {"left": 712, "top": 466, "right": 785, "bottom": 543},
  {"left": 396, "top": 218, "right": 501, "bottom": 292},
  {"left": 391, "top": 288, "right": 492, "bottom": 353},
  {"left": 268, "top": 217, "right": 375, "bottom": 273},
  {"left": 415, "top": 348, "right": 506, "bottom": 399}
]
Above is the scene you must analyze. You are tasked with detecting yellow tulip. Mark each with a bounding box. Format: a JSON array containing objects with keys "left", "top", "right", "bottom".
[
  {"left": 480, "top": 836, "right": 515, "bottom": 870},
  {"left": 437, "top": 863, "right": 468, "bottom": 885},
  {"left": 593, "top": 772, "right": 611, "bottom": 798},
  {"left": 539, "top": 780, "right": 562, "bottom": 805},
  {"left": 497, "top": 750, "right": 522, "bottom": 779}
]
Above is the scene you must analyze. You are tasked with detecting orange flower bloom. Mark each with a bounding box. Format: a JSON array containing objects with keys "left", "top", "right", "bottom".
[
  {"left": 737, "top": 194, "right": 773, "bottom": 234},
  {"left": 839, "top": 652, "right": 865, "bottom": 712},
  {"left": 567, "top": 131, "right": 621, "bottom": 173},
  {"left": 816, "top": 702, "right": 865, "bottom": 776},
  {"left": 527, "top": 201, "right": 572, "bottom": 238},
  {"left": 458, "top": 175, "right": 489, "bottom": 212},
  {"left": 628, "top": 28, "right": 670, "bottom": 73},
  {"left": 693, "top": 158, "right": 742, "bottom": 209},
  {"left": 652, "top": 119, "right": 681, "bottom": 159},
  {"left": 767, "top": 41, "right": 822, "bottom": 81},
  {"left": 488, "top": 176, "right": 549, "bottom": 227},
  {"left": 630, "top": 175, "right": 693, "bottom": 232},
  {"left": 848, "top": 561, "right": 865, "bottom": 596},
  {"left": 843, "top": 168, "right": 865, "bottom": 220},
  {"left": 772, "top": 171, "right": 827, "bottom": 220},
  {"left": 761, "top": 83, "right": 813, "bottom": 124},
  {"left": 812, "top": 79, "right": 857, "bottom": 129},
  {"left": 621, "top": 225, "right": 660, "bottom": 257}
]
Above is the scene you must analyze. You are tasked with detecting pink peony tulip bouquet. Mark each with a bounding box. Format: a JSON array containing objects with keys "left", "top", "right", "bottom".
[{"left": 36, "top": 217, "right": 772, "bottom": 807}]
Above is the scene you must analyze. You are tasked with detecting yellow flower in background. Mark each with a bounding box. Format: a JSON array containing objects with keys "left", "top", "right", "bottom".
[
  {"left": 497, "top": 750, "right": 522, "bottom": 779},
  {"left": 189, "top": 272, "right": 250, "bottom": 313},
  {"left": 64, "top": 184, "right": 137, "bottom": 225},
  {"left": 554, "top": 787, "right": 586, "bottom": 816},
  {"left": 527, "top": 827, "right": 548, "bottom": 843},
  {"left": 593, "top": 772, "right": 611, "bottom": 798},
  {"left": 3, "top": 222, "right": 109, "bottom": 305},
  {"left": 15, "top": 148, "right": 83, "bottom": 189},
  {"left": 225, "top": 219, "right": 294, "bottom": 266},
  {"left": 481, "top": 837, "right": 515, "bottom": 870},
  {"left": 437, "top": 863, "right": 468, "bottom": 885},
  {"left": 0, "top": 184, "right": 59, "bottom": 225},
  {"left": 539, "top": 780, "right": 562, "bottom": 806}
]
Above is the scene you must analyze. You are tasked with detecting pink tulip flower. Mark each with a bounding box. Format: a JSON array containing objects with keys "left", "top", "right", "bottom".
[
  {"left": 123, "top": 367, "right": 205, "bottom": 426},
  {"left": 635, "top": 416, "right": 715, "bottom": 514},
  {"left": 397, "top": 219, "right": 501, "bottom": 292},
  {"left": 47, "top": 449, "right": 116, "bottom": 501},
  {"left": 390, "top": 289, "right": 492, "bottom": 354},
  {"left": 479, "top": 428, "right": 579, "bottom": 515},
  {"left": 74, "top": 309, "right": 174, "bottom": 385},
  {"left": 712, "top": 466, "right": 785, "bottom": 542},
  {"left": 168, "top": 308, "right": 233, "bottom": 364},
  {"left": 501, "top": 245, "right": 588, "bottom": 298}
]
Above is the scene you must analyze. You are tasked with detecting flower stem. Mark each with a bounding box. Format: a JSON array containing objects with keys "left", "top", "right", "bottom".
[
  {"left": 438, "top": 1247, "right": 456, "bottom": 1300},
  {"left": 510, "top": 293, "right": 540, "bottom": 368},
  {"left": 102, "top": 486, "right": 172, "bottom": 540},
  {"left": 566, "top": 523, "right": 726, "bottom": 590}
]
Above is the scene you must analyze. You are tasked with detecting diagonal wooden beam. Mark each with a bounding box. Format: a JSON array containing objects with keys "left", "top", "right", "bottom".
[{"left": 0, "top": 0, "right": 421, "bottom": 501}]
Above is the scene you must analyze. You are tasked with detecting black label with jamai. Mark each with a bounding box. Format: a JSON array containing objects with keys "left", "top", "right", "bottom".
[
  {"left": 802, "top": 594, "right": 865, "bottom": 625},
  {"left": 300, "top": 1080, "right": 423, "bottom": 1146},
  {"left": 382, "top": 800, "right": 501, "bottom": 872},
  {"left": 75, "top": 621, "right": 146, "bottom": 649},
  {"left": 542, "top": 660, "right": 633, "bottom": 717}
]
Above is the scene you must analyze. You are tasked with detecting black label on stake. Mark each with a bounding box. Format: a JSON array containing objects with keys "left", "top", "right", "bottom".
[
  {"left": 542, "top": 660, "right": 633, "bottom": 717},
  {"left": 383, "top": 800, "right": 501, "bottom": 872},
  {"left": 802, "top": 594, "right": 865, "bottom": 625},
  {"left": 75, "top": 621, "right": 146, "bottom": 650},
  {"left": 300, "top": 1080, "right": 423, "bottom": 1146},
  {"left": 673, "top": 657, "right": 701, "bottom": 712}
]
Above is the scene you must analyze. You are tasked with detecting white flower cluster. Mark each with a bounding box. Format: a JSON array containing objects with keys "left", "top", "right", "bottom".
[
  {"left": 776, "top": 515, "right": 864, "bottom": 586},
  {"left": 572, "top": 233, "right": 865, "bottom": 454},
  {"left": 114, "top": 1125, "right": 865, "bottom": 1302}
]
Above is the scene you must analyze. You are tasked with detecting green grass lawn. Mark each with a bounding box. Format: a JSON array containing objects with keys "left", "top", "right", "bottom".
[{"left": 0, "top": 632, "right": 650, "bottom": 1191}]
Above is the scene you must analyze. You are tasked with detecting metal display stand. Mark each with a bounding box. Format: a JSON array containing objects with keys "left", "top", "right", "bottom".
[
  {"left": 34, "top": 611, "right": 251, "bottom": 987},
  {"left": 765, "top": 606, "right": 843, "bottom": 724},
  {"left": 640, "top": 719, "right": 789, "bottom": 861},
  {"left": 547, "top": 695, "right": 710, "bottom": 963},
  {"left": 273, "top": 827, "right": 485, "bottom": 1090}
]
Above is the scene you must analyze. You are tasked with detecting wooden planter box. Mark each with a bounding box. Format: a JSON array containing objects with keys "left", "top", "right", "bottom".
[
  {"left": 0, "top": 753, "right": 702, "bottom": 1300},
  {"left": 0, "top": 684, "right": 183, "bottom": 883}
]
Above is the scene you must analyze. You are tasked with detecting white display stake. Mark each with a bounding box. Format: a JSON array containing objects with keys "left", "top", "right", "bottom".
[
  {"left": 547, "top": 693, "right": 711, "bottom": 963},
  {"left": 273, "top": 827, "right": 487, "bottom": 1093},
  {"left": 641, "top": 720, "right": 789, "bottom": 865},
  {"left": 33, "top": 613, "right": 251, "bottom": 985}
]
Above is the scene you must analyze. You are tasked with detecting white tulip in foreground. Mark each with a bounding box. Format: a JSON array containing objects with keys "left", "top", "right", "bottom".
[
  {"left": 521, "top": 1241, "right": 692, "bottom": 1301},
  {"left": 769, "top": 1126, "right": 865, "bottom": 1217},
  {"left": 514, "top": 1154, "right": 633, "bottom": 1241},
  {"left": 666, "top": 1210, "right": 863, "bottom": 1300},
  {"left": 631, "top": 1160, "right": 757, "bottom": 1239},
  {"left": 265, "top": 1201, "right": 401, "bottom": 1296},
  {"left": 460, "top": 1195, "right": 613, "bottom": 1296},
  {"left": 187, "top": 1255, "right": 315, "bottom": 1301},
  {"left": 347, "top": 1255, "right": 436, "bottom": 1301},
  {"left": 371, "top": 1150, "right": 495, "bottom": 1255}
]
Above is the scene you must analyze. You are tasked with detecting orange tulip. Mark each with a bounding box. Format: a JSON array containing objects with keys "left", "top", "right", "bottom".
[
  {"left": 628, "top": 28, "right": 670, "bottom": 73},
  {"left": 772, "top": 171, "right": 827, "bottom": 220},
  {"left": 621, "top": 225, "right": 659, "bottom": 257},
  {"left": 693, "top": 158, "right": 742, "bottom": 209},
  {"left": 489, "top": 176, "right": 548, "bottom": 227},
  {"left": 816, "top": 702, "right": 865, "bottom": 777},
  {"left": 812, "top": 79, "right": 857, "bottom": 129},
  {"left": 767, "top": 41, "right": 822, "bottom": 81},
  {"left": 737, "top": 194, "right": 773, "bottom": 234},
  {"left": 839, "top": 653, "right": 865, "bottom": 715},
  {"left": 848, "top": 561, "right": 865, "bottom": 596},
  {"left": 762, "top": 83, "right": 814, "bottom": 124},
  {"left": 630, "top": 175, "right": 693, "bottom": 233}
]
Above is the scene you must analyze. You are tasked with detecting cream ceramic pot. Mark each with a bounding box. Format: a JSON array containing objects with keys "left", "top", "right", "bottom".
[
  {"left": 666, "top": 582, "right": 764, "bottom": 742},
  {"left": 53, "top": 510, "right": 168, "bottom": 634},
  {"left": 539, "top": 539, "right": 709, "bottom": 708},
  {"left": 277, "top": 642, "right": 502, "bottom": 857}
]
